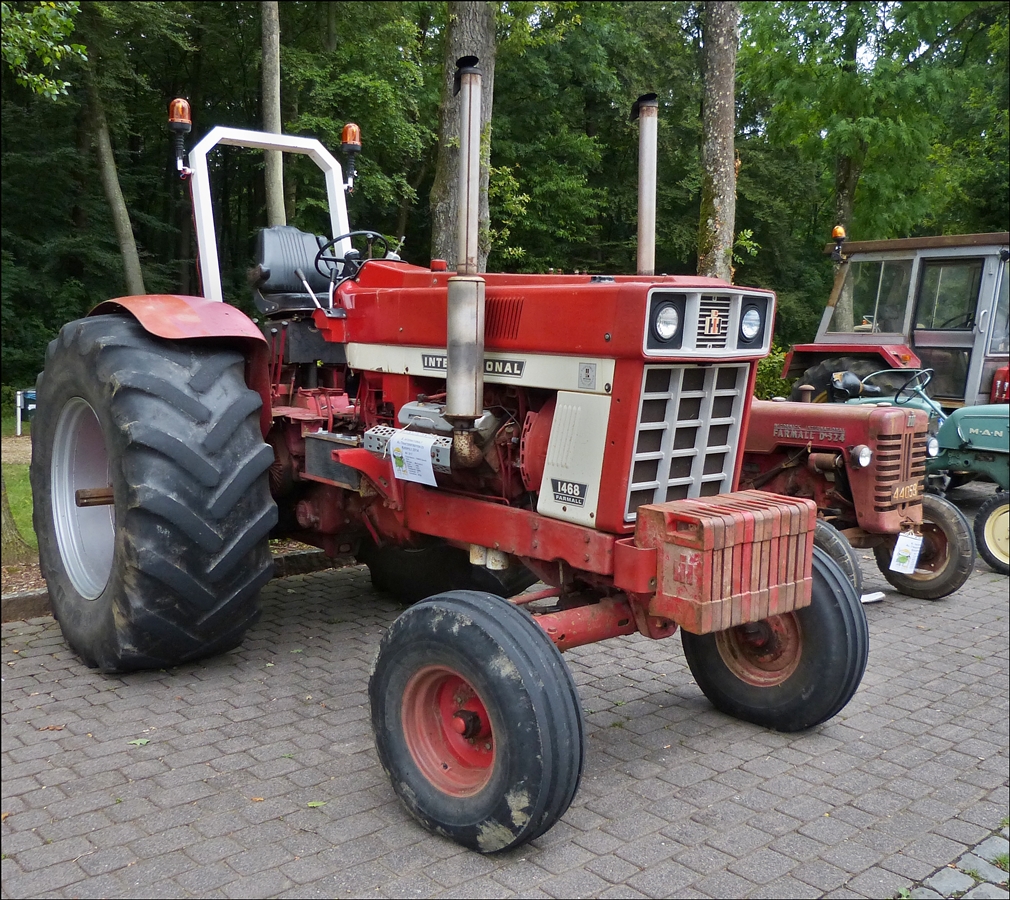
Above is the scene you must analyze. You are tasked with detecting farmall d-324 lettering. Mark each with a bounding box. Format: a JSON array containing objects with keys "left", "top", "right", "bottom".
[{"left": 30, "top": 61, "right": 867, "bottom": 852}]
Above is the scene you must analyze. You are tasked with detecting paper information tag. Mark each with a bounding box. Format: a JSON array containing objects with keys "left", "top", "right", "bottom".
[
  {"left": 388, "top": 429, "right": 438, "bottom": 486},
  {"left": 889, "top": 532, "right": 923, "bottom": 574}
]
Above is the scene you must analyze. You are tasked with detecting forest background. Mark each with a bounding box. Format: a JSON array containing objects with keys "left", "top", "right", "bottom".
[{"left": 2, "top": 0, "right": 1008, "bottom": 398}]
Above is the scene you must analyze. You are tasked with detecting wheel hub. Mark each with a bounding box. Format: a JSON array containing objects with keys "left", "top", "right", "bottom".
[
  {"left": 715, "top": 615, "right": 802, "bottom": 687},
  {"left": 401, "top": 666, "right": 494, "bottom": 796}
]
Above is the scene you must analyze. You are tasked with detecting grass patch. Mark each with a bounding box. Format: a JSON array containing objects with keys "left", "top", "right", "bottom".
[
  {"left": 1, "top": 415, "right": 30, "bottom": 438},
  {"left": 994, "top": 852, "right": 1009, "bottom": 872},
  {"left": 2, "top": 463, "right": 37, "bottom": 550}
]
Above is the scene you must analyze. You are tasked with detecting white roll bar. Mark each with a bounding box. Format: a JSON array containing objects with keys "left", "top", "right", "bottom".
[{"left": 187, "top": 126, "right": 351, "bottom": 302}]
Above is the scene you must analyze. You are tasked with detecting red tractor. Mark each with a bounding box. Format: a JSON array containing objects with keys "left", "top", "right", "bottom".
[
  {"left": 742, "top": 399, "right": 975, "bottom": 600},
  {"left": 30, "top": 63, "right": 866, "bottom": 853}
]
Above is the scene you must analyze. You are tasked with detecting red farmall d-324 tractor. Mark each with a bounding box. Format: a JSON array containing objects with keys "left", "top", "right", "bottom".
[{"left": 30, "top": 62, "right": 867, "bottom": 852}]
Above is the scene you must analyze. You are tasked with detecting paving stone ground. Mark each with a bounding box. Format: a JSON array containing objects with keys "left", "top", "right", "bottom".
[{"left": 2, "top": 484, "right": 1007, "bottom": 899}]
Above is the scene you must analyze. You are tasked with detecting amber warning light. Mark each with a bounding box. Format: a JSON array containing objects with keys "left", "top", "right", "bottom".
[
  {"left": 341, "top": 123, "right": 361, "bottom": 192},
  {"left": 831, "top": 224, "right": 847, "bottom": 262},
  {"left": 168, "top": 98, "right": 192, "bottom": 175}
]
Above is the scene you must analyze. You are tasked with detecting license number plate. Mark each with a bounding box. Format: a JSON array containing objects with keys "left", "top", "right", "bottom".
[{"left": 891, "top": 480, "right": 920, "bottom": 502}]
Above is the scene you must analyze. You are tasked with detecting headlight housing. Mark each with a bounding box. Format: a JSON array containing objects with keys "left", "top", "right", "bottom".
[
  {"left": 927, "top": 436, "right": 940, "bottom": 458},
  {"left": 850, "top": 444, "right": 873, "bottom": 468}
]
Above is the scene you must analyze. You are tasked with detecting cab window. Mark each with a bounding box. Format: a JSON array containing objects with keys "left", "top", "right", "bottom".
[
  {"left": 827, "top": 259, "right": 911, "bottom": 333},
  {"left": 915, "top": 258, "right": 983, "bottom": 330},
  {"left": 988, "top": 258, "right": 1008, "bottom": 354}
]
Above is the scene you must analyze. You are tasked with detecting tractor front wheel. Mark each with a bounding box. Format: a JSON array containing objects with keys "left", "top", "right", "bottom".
[
  {"left": 974, "top": 491, "right": 1009, "bottom": 575},
  {"left": 872, "top": 494, "right": 975, "bottom": 599},
  {"left": 30, "top": 315, "right": 277, "bottom": 671},
  {"left": 369, "top": 590, "right": 584, "bottom": 852},
  {"left": 813, "top": 518, "right": 863, "bottom": 596},
  {"left": 680, "top": 548, "right": 868, "bottom": 732}
]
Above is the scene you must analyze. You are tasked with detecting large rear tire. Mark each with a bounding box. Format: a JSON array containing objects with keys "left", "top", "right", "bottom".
[
  {"left": 359, "top": 538, "right": 538, "bottom": 603},
  {"left": 872, "top": 493, "right": 975, "bottom": 599},
  {"left": 369, "top": 590, "right": 584, "bottom": 852},
  {"left": 681, "top": 547, "right": 868, "bottom": 732},
  {"left": 974, "top": 491, "right": 1009, "bottom": 575},
  {"left": 30, "top": 315, "right": 277, "bottom": 672}
]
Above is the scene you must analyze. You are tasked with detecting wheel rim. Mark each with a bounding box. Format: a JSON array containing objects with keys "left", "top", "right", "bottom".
[
  {"left": 904, "top": 522, "right": 950, "bottom": 580},
  {"left": 401, "top": 666, "right": 495, "bottom": 796},
  {"left": 983, "top": 501, "right": 1010, "bottom": 565},
  {"left": 714, "top": 615, "right": 802, "bottom": 687},
  {"left": 51, "top": 398, "right": 115, "bottom": 599}
]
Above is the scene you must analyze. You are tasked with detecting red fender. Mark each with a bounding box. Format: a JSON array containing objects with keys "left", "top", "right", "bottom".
[{"left": 89, "top": 294, "right": 271, "bottom": 436}]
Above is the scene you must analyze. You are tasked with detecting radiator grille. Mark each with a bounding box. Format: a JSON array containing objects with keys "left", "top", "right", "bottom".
[
  {"left": 625, "top": 364, "right": 748, "bottom": 522},
  {"left": 695, "top": 296, "right": 732, "bottom": 349},
  {"left": 873, "top": 427, "right": 928, "bottom": 513}
]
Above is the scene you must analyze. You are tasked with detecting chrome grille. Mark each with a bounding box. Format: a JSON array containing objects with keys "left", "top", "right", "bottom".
[
  {"left": 695, "top": 295, "right": 732, "bottom": 349},
  {"left": 625, "top": 364, "right": 747, "bottom": 522}
]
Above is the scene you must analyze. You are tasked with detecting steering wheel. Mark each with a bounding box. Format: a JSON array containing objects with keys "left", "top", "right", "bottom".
[
  {"left": 894, "top": 368, "right": 933, "bottom": 404},
  {"left": 314, "top": 230, "right": 390, "bottom": 279}
]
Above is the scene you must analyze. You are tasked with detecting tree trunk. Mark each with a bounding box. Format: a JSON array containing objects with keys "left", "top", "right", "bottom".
[
  {"left": 697, "top": 0, "right": 739, "bottom": 282},
  {"left": 429, "top": 1, "right": 496, "bottom": 271},
  {"left": 833, "top": 11, "right": 865, "bottom": 230},
  {"left": 85, "top": 67, "right": 146, "bottom": 296},
  {"left": 262, "top": 0, "right": 285, "bottom": 227},
  {"left": 1, "top": 473, "right": 34, "bottom": 566}
]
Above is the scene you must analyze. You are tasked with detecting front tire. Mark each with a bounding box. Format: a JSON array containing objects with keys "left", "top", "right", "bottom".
[
  {"left": 814, "top": 518, "right": 863, "bottom": 596},
  {"left": 872, "top": 494, "right": 975, "bottom": 599},
  {"left": 369, "top": 590, "right": 584, "bottom": 852},
  {"left": 30, "top": 315, "right": 277, "bottom": 671},
  {"left": 681, "top": 548, "right": 868, "bottom": 732},
  {"left": 974, "top": 491, "right": 1009, "bottom": 575}
]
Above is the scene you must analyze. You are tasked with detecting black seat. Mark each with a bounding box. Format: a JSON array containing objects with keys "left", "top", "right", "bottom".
[{"left": 250, "top": 226, "right": 332, "bottom": 316}]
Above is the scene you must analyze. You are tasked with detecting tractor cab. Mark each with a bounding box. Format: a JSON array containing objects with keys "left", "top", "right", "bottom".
[{"left": 786, "top": 232, "right": 1010, "bottom": 408}]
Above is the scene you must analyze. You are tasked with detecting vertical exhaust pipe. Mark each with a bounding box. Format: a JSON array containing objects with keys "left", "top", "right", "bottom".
[
  {"left": 445, "top": 56, "right": 485, "bottom": 465},
  {"left": 631, "top": 93, "right": 658, "bottom": 276}
]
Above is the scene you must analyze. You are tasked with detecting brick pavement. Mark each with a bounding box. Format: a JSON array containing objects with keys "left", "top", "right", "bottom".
[{"left": 2, "top": 487, "right": 1007, "bottom": 899}]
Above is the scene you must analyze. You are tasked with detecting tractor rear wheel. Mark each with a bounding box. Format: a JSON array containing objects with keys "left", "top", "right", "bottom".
[
  {"left": 369, "top": 590, "right": 584, "bottom": 852},
  {"left": 680, "top": 548, "right": 868, "bottom": 732},
  {"left": 789, "top": 357, "right": 903, "bottom": 403},
  {"left": 359, "top": 538, "right": 538, "bottom": 603},
  {"left": 30, "top": 315, "right": 277, "bottom": 672},
  {"left": 974, "top": 491, "right": 1009, "bottom": 575},
  {"left": 813, "top": 518, "right": 863, "bottom": 596},
  {"left": 872, "top": 494, "right": 975, "bottom": 599}
]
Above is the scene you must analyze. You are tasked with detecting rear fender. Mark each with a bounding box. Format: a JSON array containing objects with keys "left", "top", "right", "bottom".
[
  {"left": 89, "top": 295, "right": 272, "bottom": 437},
  {"left": 783, "top": 344, "right": 919, "bottom": 380}
]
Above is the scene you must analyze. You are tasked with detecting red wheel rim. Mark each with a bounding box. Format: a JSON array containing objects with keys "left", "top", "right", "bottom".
[
  {"left": 401, "top": 666, "right": 495, "bottom": 796},
  {"left": 714, "top": 615, "right": 802, "bottom": 687},
  {"left": 905, "top": 524, "right": 949, "bottom": 578}
]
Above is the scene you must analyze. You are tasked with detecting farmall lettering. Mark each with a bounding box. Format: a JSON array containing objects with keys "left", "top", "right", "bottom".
[{"left": 773, "top": 423, "right": 847, "bottom": 443}]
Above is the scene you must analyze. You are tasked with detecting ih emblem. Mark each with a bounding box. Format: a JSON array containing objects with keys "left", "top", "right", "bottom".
[{"left": 703, "top": 308, "right": 722, "bottom": 335}]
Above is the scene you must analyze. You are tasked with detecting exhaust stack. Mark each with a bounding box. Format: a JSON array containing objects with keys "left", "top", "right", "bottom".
[
  {"left": 445, "top": 56, "right": 485, "bottom": 460},
  {"left": 631, "top": 93, "right": 658, "bottom": 276}
]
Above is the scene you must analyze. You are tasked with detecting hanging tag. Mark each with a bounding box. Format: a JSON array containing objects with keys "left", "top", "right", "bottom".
[
  {"left": 889, "top": 532, "right": 923, "bottom": 574},
  {"left": 388, "top": 430, "right": 438, "bottom": 486}
]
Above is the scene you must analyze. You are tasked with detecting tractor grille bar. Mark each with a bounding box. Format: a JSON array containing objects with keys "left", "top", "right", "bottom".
[
  {"left": 625, "top": 364, "right": 748, "bottom": 522},
  {"left": 873, "top": 428, "right": 928, "bottom": 514}
]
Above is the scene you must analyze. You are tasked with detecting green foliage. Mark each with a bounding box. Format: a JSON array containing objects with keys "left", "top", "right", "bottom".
[
  {"left": 1, "top": 0, "right": 86, "bottom": 99},
  {"left": 2, "top": 464, "right": 37, "bottom": 550},
  {"left": 754, "top": 343, "right": 793, "bottom": 400}
]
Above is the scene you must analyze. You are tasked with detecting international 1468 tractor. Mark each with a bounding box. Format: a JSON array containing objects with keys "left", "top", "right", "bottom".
[{"left": 30, "top": 60, "right": 867, "bottom": 853}]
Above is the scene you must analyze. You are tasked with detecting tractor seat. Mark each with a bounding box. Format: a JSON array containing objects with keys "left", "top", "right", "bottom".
[{"left": 249, "top": 225, "right": 331, "bottom": 316}]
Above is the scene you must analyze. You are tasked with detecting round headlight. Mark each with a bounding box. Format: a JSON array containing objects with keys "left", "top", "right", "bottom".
[
  {"left": 927, "top": 436, "right": 940, "bottom": 458},
  {"left": 740, "top": 307, "right": 762, "bottom": 341},
  {"left": 851, "top": 444, "right": 873, "bottom": 468},
  {"left": 654, "top": 304, "right": 680, "bottom": 341}
]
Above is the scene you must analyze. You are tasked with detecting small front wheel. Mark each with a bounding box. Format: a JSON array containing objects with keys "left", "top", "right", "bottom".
[
  {"left": 873, "top": 494, "right": 975, "bottom": 599},
  {"left": 681, "top": 548, "right": 868, "bottom": 732},
  {"left": 369, "top": 591, "right": 584, "bottom": 852},
  {"left": 974, "top": 491, "right": 1009, "bottom": 575},
  {"left": 813, "top": 518, "right": 863, "bottom": 597}
]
